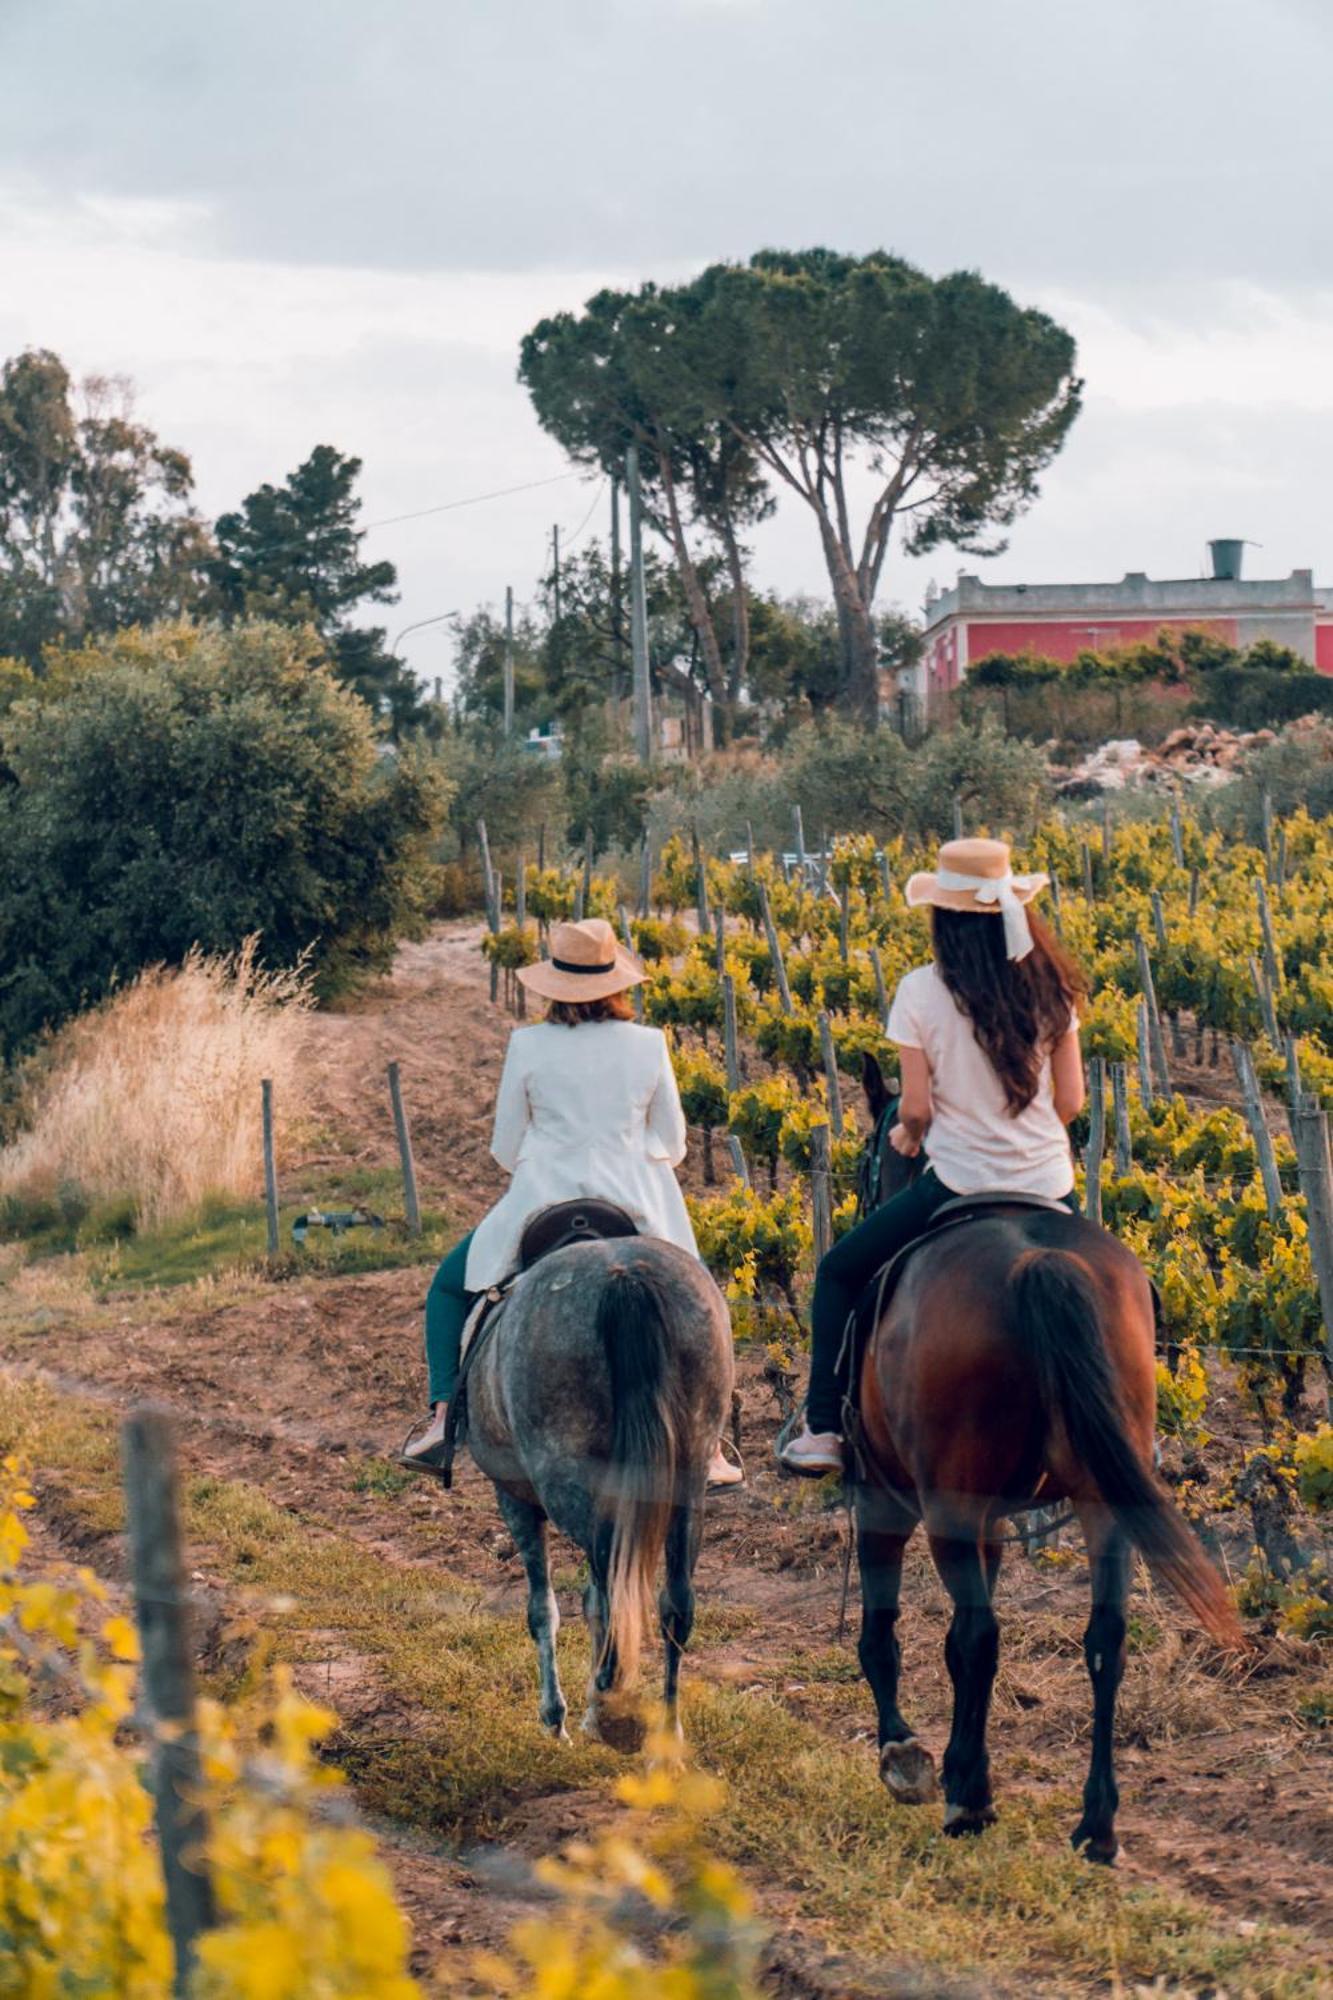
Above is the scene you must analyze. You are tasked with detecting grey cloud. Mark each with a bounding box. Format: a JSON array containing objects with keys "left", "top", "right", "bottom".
[{"left": 2, "top": 0, "right": 1330, "bottom": 285}]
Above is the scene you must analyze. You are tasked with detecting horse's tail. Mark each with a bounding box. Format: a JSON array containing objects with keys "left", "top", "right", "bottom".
[
  {"left": 596, "top": 1258, "right": 684, "bottom": 1685},
  {"left": 1007, "top": 1248, "right": 1241, "bottom": 1648}
]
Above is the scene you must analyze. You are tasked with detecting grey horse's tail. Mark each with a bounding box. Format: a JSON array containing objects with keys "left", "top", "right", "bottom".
[{"left": 597, "top": 1259, "right": 686, "bottom": 1685}]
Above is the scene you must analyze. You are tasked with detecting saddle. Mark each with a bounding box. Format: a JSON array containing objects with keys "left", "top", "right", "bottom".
[{"left": 437, "top": 1199, "right": 641, "bottom": 1487}]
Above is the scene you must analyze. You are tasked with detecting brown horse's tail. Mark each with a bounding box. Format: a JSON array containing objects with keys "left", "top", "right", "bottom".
[
  {"left": 596, "top": 1259, "right": 684, "bottom": 1685},
  {"left": 1007, "top": 1249, "right": 1241, "bottom": 1648}
]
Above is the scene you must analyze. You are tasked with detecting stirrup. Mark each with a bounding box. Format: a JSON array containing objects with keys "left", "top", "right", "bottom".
[
  {"left": 399, "top": 1414, "right": 451, "bottom": 1478},
  {"left": 709, "top": 1435, "right": 746, "bottom": 1486}
]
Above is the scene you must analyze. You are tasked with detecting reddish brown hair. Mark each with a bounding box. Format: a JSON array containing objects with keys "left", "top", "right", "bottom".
[
  {"left": 546, "top": 992, "right": 635, "bottom": 1027},
  {"left": 930, "top": 906, "right": 1086, "bottom": 1115}
]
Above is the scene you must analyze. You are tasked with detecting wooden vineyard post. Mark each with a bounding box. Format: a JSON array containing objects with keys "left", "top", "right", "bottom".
[
  {"left": 713, "top": 905, "right": 727, "bottom": 977},
  {"left": 1261, "top": 786, "right": 1274, "bottom": 876},
  {"left": 1188, "top": 867, "right": 1200, "bottom": 917},
  {"left": 1151, "top": 891, "right": 1185, "bottom": 1058},
  {"left": 1255, "top": 876, "right": 1283, "bottom": 991},
  {"left": 386, "top": 1061, "right": 422, "bottom": 1236},
  {"left": 745, "top": 821, "right": 756, "bottom": 876},
  {"left": 692, "top": 824, "right": 709, "bottom": 935},
  {"left": 727, "top": 1134, "right": 751, "bottom": 1188},
  {"left": 1230, "top": 1041, "right": 1283, "bottom": 1223},
  {"left": 1136, "top": 999, "right": 1154, "bottom": 1106},
  {"left": 1249, "top": 954, "right": 1281, "bottom": 1047},
  {"left": 1169, "top": 798, "right": 1185, "bottom": 868},
  {"left": 1081, "top": 840, "right": 1095, "bottom": 904},
  {"left": 758, "top": 883, "right": 794, "bottom": 1014},
  {"left": 639, "top": 837, "right": 653, "bottom": 917},
  {"left": 1101, "top": 794, "right": 1112, "bottom": 864},
  {"left": 1293, "top": 1094, "right": 1333, "bottom": 1413},
  {"left": 1111, "top": 1061, "right": 1133, "bottom": 1175},
  {"left": 261, "top": 1078, "right": 280, "bottom": 1257},
  {"left": 952, "top": 794, "right": 964, "bottom": 840},
  {"left": 1085, "top": 1057, "right": 1106, "bottom": 1226},
  {"left": 618, "top": 906, "right": 644, "bottom": 1022},
  {"left": 818, "top": 1012, "right": 845, "bottom": 1135},
  {"left": 1285, "top": 1036, "right": 1304, "bottom": 1132},
  {"left": 810, "top": 1121, "right": 834, "bottom": 1265},
  {"left": 877, "top": 848, "right": 892, "bottom": 906},
  {"left": 1275, "top": 824, "right": 1288, "bottom": 893},
  {"left": 722, "top": 972, "right": 742, "bottom": 1092},
  {"left": 816, "top": 830, "right": 830, "bottom": 899},
  {"left": 122, "top": 1408, "right": 216, "bottom": 1995},
  {"left": 477, "top": 817, "right": 501, "bottom": 1001},
  {"left": 515, "top": 853, "right": 527, "bottom": 931},
  {"left": 870, "top": 945, "right": 890, "bottom": 1030},
  {"left": 838, "top": 880, "right": 850, "bottom": 962},
  {"left": 1134, "top": 934, "right": 1172, "bottom": 1099},
  {"left": 792, "top": 804, "right": 807, "bottom": 880}
]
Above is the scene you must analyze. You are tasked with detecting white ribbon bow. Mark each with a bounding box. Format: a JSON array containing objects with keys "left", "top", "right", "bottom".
[{"left": 935, "top": 868, "right": 1037, "bottom": 962}]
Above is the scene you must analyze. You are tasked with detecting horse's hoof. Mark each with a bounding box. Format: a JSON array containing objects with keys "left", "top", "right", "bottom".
[
  {"left": 879, "top": 1737, "right": 938, "bottom": 1806},
  {"left": 1071, "top": 1822, "right": 1118, "bottom": 1866},
  {"left": 581, "top": 1701, "right": 645, "bottom": 1754},
  {"left": 551, "top": 1723, "right": 571, "bottom": 1744},
  {"left": 942, "top": 1802, "right": 997, "bottom": 1838}
]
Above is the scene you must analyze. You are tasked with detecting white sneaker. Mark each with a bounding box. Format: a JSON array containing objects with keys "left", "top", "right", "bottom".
[{"left": 778, "top": 1424, "right": 844, "bottom": 1477}]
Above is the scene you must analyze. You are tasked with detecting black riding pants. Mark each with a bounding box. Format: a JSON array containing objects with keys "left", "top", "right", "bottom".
[{"left": 804, "top": 1169, "right": 1079, "bottom": 1433}]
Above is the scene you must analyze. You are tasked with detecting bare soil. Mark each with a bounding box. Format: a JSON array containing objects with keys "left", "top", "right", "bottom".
[{"left": 9, "top": 924, "right": 1332, "bottom": 1994}]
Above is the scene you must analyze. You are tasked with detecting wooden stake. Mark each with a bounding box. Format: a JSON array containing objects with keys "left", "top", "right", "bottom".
[
  {"left": 877, "top": 849, "right": 892, "bottom": 905},
  {"left": 870, "top": 945, "right": 889, "bottom": 1030},
  {"left": 758, "top": 882, "right": 794, "bottom": 1014},
  {"left": 1085, "top": 1057, "right": 1106, "bottom": 1225},
  {"left": 122, "top": 1408, "right": 216, "bottom": 1994},
  {"left": 714, "top": 905, "right": 727, "bottom": 977},
  {"left": 1255, "top": 875, "right": 1282, "bottom": 990},
  {"left": 261, "top": 1079, "right": 279, "bottom": 1257},
  {"left": 387, "top": 1061, "right": 422, "bottom": 1235},
  {"left": 1111, "top": 1061, "right": 1132, "bottom": 1175},
  {"left": 952, "top": 794, "right": 964, "bottom": 840},
  {"left": 1169, "top": 798, "right": 1185, "bottom": 868},
  {"left": 1136, "top": 999, "right": 1154, "bottom": 1106},
  {"left": 692, "top": 824, "right": 710, "bottom": 934},
  {"left": 818, "top": 1011, "right": 845, "bottom": 1135},
  {"left": 810, "top": 1121, "right": 834, "bottom": 1264},
  {"left": 838, "top": 881, "right": 850, "bottom": 963},
  {"left": 1293, "top": 1095, "right": 1333, "bottom": 1414},
  {"left": 727, "top": 1134, "right": 751, "bottom": 1188},
  {"left": 1248, "top": 953, "right": 1280, "bottom": 1047},
  {"left": 1230, "top": 1041, "right": 1283, "bottom": 1221},
  {"left": 722, "top": 972, "right": 742, "bottom": 1093},
  {"left": 516, "top": 853, "right": 527, "bottom": 931},
  {"left": 1081, "top": 840, "right": 1095, "bottom": 903},
  {"left": 1134, "top": 934, "right": 1171, "bottom": 1098}
]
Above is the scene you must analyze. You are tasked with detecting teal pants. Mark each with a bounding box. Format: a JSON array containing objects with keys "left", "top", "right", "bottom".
[{"left": 425, "top": 1231, "right": 475, "bottom": 1405}]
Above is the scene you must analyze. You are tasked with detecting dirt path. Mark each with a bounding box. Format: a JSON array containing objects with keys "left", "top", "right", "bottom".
[{"left": 6, "top": 922, "right": 1331, "bottom": 1992}]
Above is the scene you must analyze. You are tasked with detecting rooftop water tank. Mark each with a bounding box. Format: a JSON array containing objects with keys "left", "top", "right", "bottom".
[{"left": 1208, "top": 538, "right": 1245, "bottom": 581}]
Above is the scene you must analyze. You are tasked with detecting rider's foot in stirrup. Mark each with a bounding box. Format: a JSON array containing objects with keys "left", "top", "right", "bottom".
[
  {"left": 778, "top": 1423, "right": 844, "bottom": 1476},
  {"left": 400, "top": 1405, "right": 450, "bottom": 1475},
  {"left": 707, "top": 1439, "right": 745, "bottom": 1488}
]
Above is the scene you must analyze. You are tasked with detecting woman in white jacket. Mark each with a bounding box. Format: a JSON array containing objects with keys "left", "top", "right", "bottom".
[{"left": 402, "top": 917, "right": 742, "bottom": 1487}]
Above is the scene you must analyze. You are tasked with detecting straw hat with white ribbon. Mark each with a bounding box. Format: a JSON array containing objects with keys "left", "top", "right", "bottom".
[
  {"left": 903, "top": 838, "right": 1049, "bottom": 964},
  {"left": 517, "top": 917, "right": 647, "bottom": 1003}
]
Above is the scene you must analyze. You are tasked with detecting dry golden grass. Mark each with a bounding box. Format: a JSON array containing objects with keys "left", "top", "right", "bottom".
[{"left": 0, "top": 940, "right": 310, "bottom": 1230}]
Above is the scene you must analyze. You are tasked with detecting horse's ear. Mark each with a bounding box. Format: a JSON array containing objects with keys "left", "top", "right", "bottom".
[{"left": 862, "top": 1049, "right": 890, "bottom": 1121}]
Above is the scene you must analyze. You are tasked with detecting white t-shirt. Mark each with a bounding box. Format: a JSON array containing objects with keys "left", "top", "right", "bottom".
[{"left": 886, "top": 962, "right": 1076, "bottom": 1199}]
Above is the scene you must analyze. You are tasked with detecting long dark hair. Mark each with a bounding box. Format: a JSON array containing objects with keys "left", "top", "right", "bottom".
[{"left": 931, "top": 906, "right": 1086, "bottom": 1115}]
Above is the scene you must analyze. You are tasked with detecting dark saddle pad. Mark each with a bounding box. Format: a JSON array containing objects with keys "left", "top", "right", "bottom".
[{"left": 518, "top": 1198, "right": 640, "bottom": 1270}]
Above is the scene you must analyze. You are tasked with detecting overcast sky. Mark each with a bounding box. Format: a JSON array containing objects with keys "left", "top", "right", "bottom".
[{"left": 1, "top": 0, "right": 1329, "bottom": 686}]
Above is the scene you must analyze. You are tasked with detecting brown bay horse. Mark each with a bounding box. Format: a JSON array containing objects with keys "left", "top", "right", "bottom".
[{"left": 851, "top": 1058, "right": 1241, "bottom": 1862}]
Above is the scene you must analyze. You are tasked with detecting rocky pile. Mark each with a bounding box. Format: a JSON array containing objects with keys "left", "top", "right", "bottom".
[{"left": 1056, "top": 723, "right": 1278, "bottom": 794}]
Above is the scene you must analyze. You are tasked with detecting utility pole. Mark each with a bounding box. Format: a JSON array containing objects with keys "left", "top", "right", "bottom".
[
  {"left": 552, "top": 523, "right": 561, "bottom": 627},
  {"left": 503, "top": 584, "right": 515, "bottom": 739},
  {"left": 610, "top": 476, "right": 625, "bottom": 706},
  {"left": 626, "top": 441, "right": 652, "bottom": 763}
]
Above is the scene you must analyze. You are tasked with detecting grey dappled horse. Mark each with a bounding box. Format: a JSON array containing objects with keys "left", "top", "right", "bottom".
[{"left": 466, "top": 1237, "right": 734, "bottom": 1742}]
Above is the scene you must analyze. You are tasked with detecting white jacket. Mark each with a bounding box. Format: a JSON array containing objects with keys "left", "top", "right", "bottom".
[{"left": 464, "top": 1020, "right": 699, "bottom": 1291}]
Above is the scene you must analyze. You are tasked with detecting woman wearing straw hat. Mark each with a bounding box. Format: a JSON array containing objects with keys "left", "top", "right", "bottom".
[
  {"left": 780, "top": 839, "right": 1088, "bottom": 1476},
  {"left": 402, "top": 916, "right": 744, "bottom": 1488}
]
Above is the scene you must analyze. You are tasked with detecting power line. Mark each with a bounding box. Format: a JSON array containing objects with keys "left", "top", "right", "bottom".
[{"left": 362, "top": 471, "right": 580, "bottom": 533}]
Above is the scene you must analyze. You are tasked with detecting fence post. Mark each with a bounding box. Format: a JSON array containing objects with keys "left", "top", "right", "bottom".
[
  {"left": 1275, "top": 824, "right": 1288, "bottom": 894},
  {"left": 1085, "top": 1057, "right": 1106, "bottom": 1226},
  {"left": 386, "top": 1061, "right": 422, "bottom": 1236},
  {"left": 1081, "top": 841, "right": 1095, "bottom": 904},
  {"left": 1248, "top": 953, "right": 1281, "bottom": 1047},
  {"left": 515, "top": 854, "right": 527, "bottom": 931},
  {"left": 618, "top": 905, "right": 644, "bottom": 1023},
  {"left": 810, "top": 1121, "right": 834, "bottom": 1265},
  {"left": 758, "top": 882, "right": 794, "bottom": 1015},
  {"left": 1136, "top": 999, "right": 1154, "bottom": 1106},
  {"left": 261, "top": 1079, "right": 279, "bottom": 1257},
  {"left": 713, "top": 905, "right": 727, "bottom": 977},
  {"left": 692, "top": 823, "right": 710, "bottom": 935},
  {"left": 1285, "top": 1035, "right": 1304, "bottom": 1131},
  {"left": 1255, "top": 875, "right": 1282, "bottom": 991},
  {"left": 818, "top": 1011, "right": 845, "bottom": 1135},
  {"left": 1230, "top": 1041, "right": 1283, "bottom": 1223},
  {"left": 1134, "top": 934, "right": 1171, "bottom": 1099},
  {"left": 838, "top": 880, "right": 850, "bottom": 963},
  {"left": 1261, "top": 786, "right": 1274, "bottom": 875},
  {"left": 793, "top": 804, "right": 807, "bottom": 877},
  {"left": 722, "top": 972, "right": 742, "bottom": 1093},
  {"left": 870, "top": 945, "right": 890, "bottom": 1031},
  {"left": 877, "top": 848, "right": 892, "bottom": 906},
  {"left": 1169, "top": 798, "right": 1185, "bottom": 868},
  {"left": 727, "top": 1134, "right": 751, "bottom": 1188},
  {"left": 1111, "top": 1060, "right": 1133, "bottom": 1175},
  {"left": 122, "top": 1408, "right": 216, "bottom": 1995},
  {"left": 1293, "top": 1095, "right": 1333, "bottom": 1413}
]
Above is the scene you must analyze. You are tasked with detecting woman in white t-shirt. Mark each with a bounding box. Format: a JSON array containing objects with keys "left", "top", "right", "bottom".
[{"left": 781, "top": 838, "right": 1087, "bottom": 1476}]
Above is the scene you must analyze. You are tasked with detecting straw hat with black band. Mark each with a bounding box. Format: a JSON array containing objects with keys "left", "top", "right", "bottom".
[
  {"left": 517, "top": 917, "right": 647, "bottom": 1004},
  {"left": 903, "top": 838, "right": 1050, "bottom": 963}
]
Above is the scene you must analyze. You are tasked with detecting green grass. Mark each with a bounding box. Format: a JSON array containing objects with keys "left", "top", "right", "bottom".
[
  {"left": 1, "top": 1369, "right": 1322, "bottom": 1998},
  {"left": 351, "top": 1457, "right": 414, "bottom": 1500}
]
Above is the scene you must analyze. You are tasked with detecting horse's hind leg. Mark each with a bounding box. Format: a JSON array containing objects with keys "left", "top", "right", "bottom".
[
  {"left": 1071, "top": 1505, "right": 1131, "bottom": 1865},
  {"left": 856, "top": 1489, "right": 935, "bottom": 1805},
  {"left": 660, "top": 1502, "right": 701, "bottom": 1741},
  {"left": 496, "top": 1489, "right": 568, "bottom": 1741},
  {"left": 928, "top": 1526, "right": 1000, "bottom": 1836}
]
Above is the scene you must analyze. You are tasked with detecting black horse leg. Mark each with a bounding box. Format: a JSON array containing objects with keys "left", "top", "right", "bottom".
[
  {"left": 580, "top": 1515, "right": 620, "bottom": 1737},
  {"left": 496, "top": 1488, "right": 568, "bottom": 1739},
  {"left": 857, "top": 1489, "right": 936, "bottom": 1803},
  {"left": 1072, "top": 1506, "right": 1131, "bottom": 1865},
  {"left": 660, "top": 1502, "right": 700, "bottom": 1737},
  {"left": 928, "top": 1527, "right": 1000, "bottom": 1835}
]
